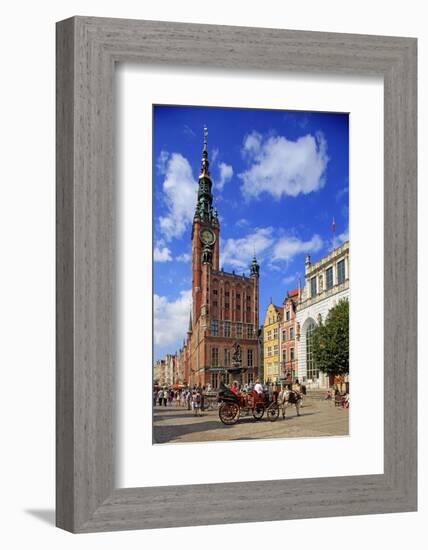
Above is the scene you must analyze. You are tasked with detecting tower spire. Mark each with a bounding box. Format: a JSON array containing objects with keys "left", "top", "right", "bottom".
[
  {"left": 250, "top": 252, "right": 260, "bottom": 277},
  {"left": 188, "top": 310, "right": 193, "bottom": 333},
  {"left": 195, "top": 126, "right": 214, "bottom": 223}
]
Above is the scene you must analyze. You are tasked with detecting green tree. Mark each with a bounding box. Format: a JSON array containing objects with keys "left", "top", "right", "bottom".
[{"left": 311, "top": 299, "right": 349, "bottom": 378}]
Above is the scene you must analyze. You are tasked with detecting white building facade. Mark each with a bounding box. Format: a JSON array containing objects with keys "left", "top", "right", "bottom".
[{"left": 296, "top": 241, "right": 350, "bottom": 389}]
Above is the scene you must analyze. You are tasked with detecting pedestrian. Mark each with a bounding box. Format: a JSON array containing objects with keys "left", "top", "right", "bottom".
[
  {"left": 167, "top": 389, "right": 174, "bottom": 406},
  {"left": 163, "top": 388, "right": 168, "bottom": 407},
  {"left": 157, "top": 388, "right": 163, "bottom": 407},
  {"left": 192, "top": 390, "right": 202, "bottom": 416},
  {"left": 342, "top": 393, "right": 350, "bottom": 408},
  {"left": 187, "top": 390, "right": 192, "bottom": 410},
  {"left": 272, "top": 385, "right": 280, "bottom": 404}
]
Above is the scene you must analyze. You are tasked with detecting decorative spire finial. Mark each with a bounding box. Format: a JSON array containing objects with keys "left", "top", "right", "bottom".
[{"left": 200, "top": 126, "right": 210, "bottom": 176}]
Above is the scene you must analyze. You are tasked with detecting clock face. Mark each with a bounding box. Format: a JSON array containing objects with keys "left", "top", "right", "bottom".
[{"left": 200, "top": 228, "right": 215, "bottom": 245}]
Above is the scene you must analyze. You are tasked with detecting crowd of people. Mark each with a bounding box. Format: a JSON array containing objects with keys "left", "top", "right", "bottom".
[
  {"left": 153, "top": 387, "right": 208, "bottom": 416},
  {"left": 325, "top": 388, "right": 350, "bottom": 408},
  {"left": 153, "top": 378, "right": 309, "bottom": 418}
]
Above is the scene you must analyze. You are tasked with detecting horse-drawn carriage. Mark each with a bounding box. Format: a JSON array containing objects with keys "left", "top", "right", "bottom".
[{"left": 217, "top": 383, "right": 280, "bottom": 425}]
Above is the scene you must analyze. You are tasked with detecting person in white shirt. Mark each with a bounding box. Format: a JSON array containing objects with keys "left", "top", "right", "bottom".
[{"left": 253, "top": 379, "right": 263, "bottom": 394}]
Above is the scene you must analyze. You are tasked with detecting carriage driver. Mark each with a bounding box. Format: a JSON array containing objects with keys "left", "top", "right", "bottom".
[
  {"left": 249, "top": 378, "right": 264, "bottom": 405},
  {"left": 253, "top": 379, "right": 263, "bottom": 395}
]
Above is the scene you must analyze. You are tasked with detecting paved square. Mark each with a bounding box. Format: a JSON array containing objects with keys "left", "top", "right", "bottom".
[{"left": 153, "top": 398, "right": 349, "bottom": 444}]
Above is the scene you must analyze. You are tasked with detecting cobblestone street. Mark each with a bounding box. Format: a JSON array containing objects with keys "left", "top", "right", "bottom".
[{"left": 153, "top": 397, "right": 349, "bottom": 444}]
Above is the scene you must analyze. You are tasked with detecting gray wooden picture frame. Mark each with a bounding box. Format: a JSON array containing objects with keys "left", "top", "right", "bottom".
[{"left": 56, "top": 16, "right": 417, "bottom": 533}]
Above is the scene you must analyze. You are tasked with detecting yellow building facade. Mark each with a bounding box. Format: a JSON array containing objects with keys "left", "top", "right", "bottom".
[{"left": 262, "top": 302, "right": 283, "bottom": 384}]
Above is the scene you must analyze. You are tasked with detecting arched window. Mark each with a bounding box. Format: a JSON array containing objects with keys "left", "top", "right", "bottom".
[{"left": 306, "top": 321, "right": 318, "bottom": 380}]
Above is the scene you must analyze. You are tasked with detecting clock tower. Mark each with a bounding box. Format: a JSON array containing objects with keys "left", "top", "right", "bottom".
[{"left": 191, "top": 127, "right": 220, "bottom": 328}]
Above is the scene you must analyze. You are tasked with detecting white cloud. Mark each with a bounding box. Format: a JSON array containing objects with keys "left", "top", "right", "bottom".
[
  {"left": 183, "top": 124, "right": 196, "bottom": 137},
  {"left": 332, "top": 228, "right": 349, "bottom": 250},
  {"left": 242, "top": 131, "right": 262, "bottom": 156},
  {"left": 282, "top": 274, "right": 297, "bottom": 286},
  {"left": 216, "top": 162, "right": 233, "bottom": 190},
  {"left": 154, "top": 246, "right": 172, "bottom": 262},
  {"left": 158, "top": 153, "right": 197, "bottom": 241},
  {"left": 176, "top": 252, "right": 191, "bottom": 263},
  {"left": 220, "top": 227, "right": 325, "bottom": 271},
  {"left": 156, "top": 150, "right": 169, "bottom": 174},
  {"left": 236, "top": 218, "right": 249, "bottom": 228},
  {"left": 211, "top": 148, "right": 219, "bottom": 164},
  {"left": 272, "top": 234, "right": 323, "bottom": 262},
  {"left": 336, "top": 186, "right": 349, "bottom": 202},
  {"left": 239, "top": 132, "right": 329, "bottom": 200},
  {"left": 154, "top": 290, "right": 192, "bottom": 348},
  {"left": 221, "top": 227, "right": 274, "bottom": 270}
]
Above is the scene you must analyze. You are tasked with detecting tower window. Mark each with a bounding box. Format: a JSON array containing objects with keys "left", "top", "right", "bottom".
[{"left": 211, "top": 320, "right": 219, "bottom": 336}]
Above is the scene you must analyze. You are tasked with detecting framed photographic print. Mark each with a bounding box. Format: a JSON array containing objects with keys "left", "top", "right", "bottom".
[
  {"left": 56, "top": 17, "right": 417, "bottom": 532},
  {"left": 150, "top": 104, "right": 350, "bottom": 445}
]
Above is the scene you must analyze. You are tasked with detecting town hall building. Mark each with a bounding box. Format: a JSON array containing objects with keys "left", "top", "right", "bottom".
[{"left": 186, "top": 129, "right": 260, "bottom": 389}]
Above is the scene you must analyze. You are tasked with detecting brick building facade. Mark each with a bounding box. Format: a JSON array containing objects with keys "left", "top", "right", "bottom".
[
  {"left": 187, "top": 128, "right": 260, "bottom": 389},
  {"left": 280, "top": 288, "right": 300, "bottom": 382}
]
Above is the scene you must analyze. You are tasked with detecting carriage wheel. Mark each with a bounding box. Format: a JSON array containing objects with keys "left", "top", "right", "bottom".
[
  {"left": 252, "top": 404, "right": 265, "bottom": 420},
  {"left": 219, "top": 403, "right": 240, "bottom": 425},
  {"left": 267, "top": 403, "right": 280, "bottom": 422}
]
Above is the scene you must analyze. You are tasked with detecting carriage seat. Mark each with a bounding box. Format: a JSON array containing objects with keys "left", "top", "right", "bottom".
[{"left": 250, "top": 390, "right": 265, "bottom": 405}]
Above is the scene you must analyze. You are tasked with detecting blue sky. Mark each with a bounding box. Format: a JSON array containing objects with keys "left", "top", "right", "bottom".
[{"left": 153, "top": 105, "right": 349, "bottom": 361}]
